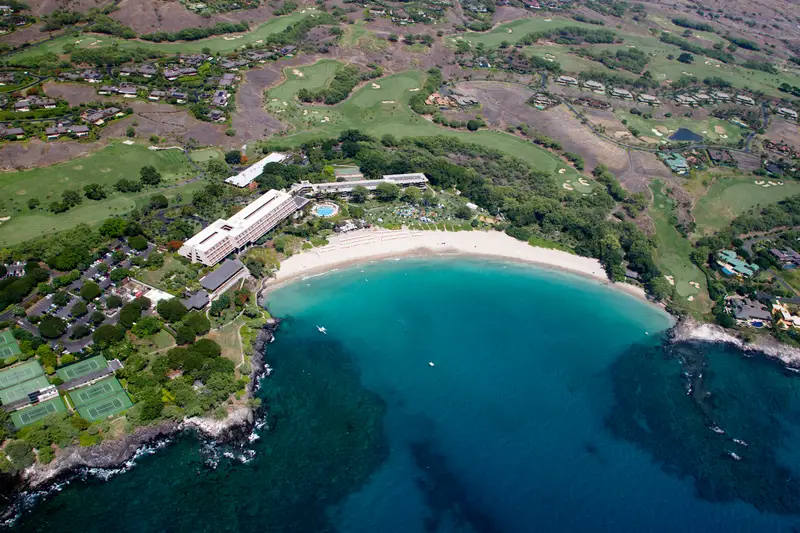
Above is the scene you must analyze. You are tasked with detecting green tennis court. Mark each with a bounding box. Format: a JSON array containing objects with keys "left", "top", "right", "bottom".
[
  {"left": 77, "top": 390, "right": 132, "bottom": 422},
  {"left": 56, "top": 355, "right": 108, "bottom": 381},
  {"left": 0, "top": 375, "right": 51, "bottom": 405},
  {"left": 0, "top": 361, "right": 45, "bottom": 390},
  {"left": 0, "top": 330, "right": 21, "bottom": 359},
  {"left": 69, "top": 377, "right": 124, "bottom": 408},
  {"left": 11, "top": 397, "right": 67, "bottom": 428}
]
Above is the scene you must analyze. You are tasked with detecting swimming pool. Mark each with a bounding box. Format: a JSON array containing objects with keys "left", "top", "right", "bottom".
[{"left": 313, "top": 203, "right": 339, "bottom": 217}]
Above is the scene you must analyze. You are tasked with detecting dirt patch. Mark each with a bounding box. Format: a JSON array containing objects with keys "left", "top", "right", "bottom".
[
  {"left": 230, "top": 65, "right": 286, "bottom": 143},
  {"left": 43, "top": 81, "right": 116, "bottom": 106},
  {"left": 0, "top": 138, "right": 103, "bottom": 170}
]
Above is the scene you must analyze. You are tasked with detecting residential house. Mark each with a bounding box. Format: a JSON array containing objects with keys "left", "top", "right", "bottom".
[
  {"left": 148, "top": 90, "right": 166, "bottom": 101},
  {"left": 279, "top": 46, "right": 296, "bottom": 56},
  {"left": 716, "top": 249, "right": 760, "bottom": 277},
  {"left": 735, "top": 94, "right": 756, "bottom": 106},
  {"left": 117, "top": 86, "right": 138, "bottom": 98},
  {"left": 0, "top": 72, "right": 15, "bottom": 86},
  {"left": 711, "top": 91, "right": 731, "bottom": 102},
  {"left": 732, "top": 298, "right": 772, "bottom": 323},
  {"left": 708, "top": 149, "right": 735, "bottom": 165},
  {"left": 694, "top": 92, "right": 712, "bottom": 105},
  {"left": 556, "top": 75, "right": 578, "bottom": 86},
  {"left": 208, "top": 109, "right": 224, "bottom": 121},
  {"left": 69, "top": 125, "right": 90, "bottom": 137},
  {"left": 637, "top": 94, "right": 660, "bottom": 106},
  {"left": 168, "top": 90, "right": 188, "bottom": 104},
  {"left": 98, "top": 85, "right": 116, "bottom": 95},
  {"left": 770, "top": 248, "right": 800, "bottom": 269},
  {"left": 82, "top": 70, "right": 103, "bottom": 83},
  {"left": 211, "top": 90, "right": 229, "bottom": 107},
  {"left": 583, "top": 80, "right": 605, "bottom": 93},
  {"left": 778, "top": 107, "right": 798, "bottom": 121},
  {"left": 660, "top": 153, "right": 689, "bottom": 174},
  {"left": 609, "top": 87, "right": 633, "bottom": 100},
  {"left": 674, "top": 94, "right": 698, "bottom": 107},
  {"left": 45, "top": 125, "right": 68, "bottom": 140},
  {"left": 218, "top": 73, "right": 236, "bottom": 87},
  {"left": 0, "top": 127, "right": 24, "bottom": 139}
]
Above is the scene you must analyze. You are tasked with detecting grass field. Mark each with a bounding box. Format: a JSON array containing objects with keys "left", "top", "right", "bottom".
[
  {"left": 522, "top": 44, "right": 629, "bottom": 79},
  {"left": 612, "top": 109, "right": 746, "bottom": 145},
  {"left": 189, "top": 148, "right": 223, "bottom": 162},
  {"left": 649, "top": 180, "right": 711, "bottom": 315},
  {"left": 10, "top": 9, "right": 315, "bottom": 61},
  {"left": 0, "top": 143, "right": 197, "bottom": 246},
  {"left": 340, "top": 21, "right": 387, "bottom": 51},
  {"left": 205, "top": 318, "right": 245, "bottom": 375},
  {"left": 446, "top": 17, "right": 597, "bottom": 49},
  {"left": 692, "top": 174, "right": 800, "bottom": 236},
  {"left": 270, "top": 70, "right": 581, "bottom": 180},
  {"left": 267, "top": 59, "right": 343, "bottom": 103}
]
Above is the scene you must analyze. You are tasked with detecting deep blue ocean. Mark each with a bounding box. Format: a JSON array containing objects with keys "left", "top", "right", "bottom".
[{"left": 9, "top": 258, "right": 800, "bottom": 532}]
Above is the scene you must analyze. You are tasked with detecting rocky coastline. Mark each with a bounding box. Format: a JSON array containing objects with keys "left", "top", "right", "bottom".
[
  {"left": 670, "top": 318, "right": 800, "bottom": 367},
  {"left": 0, "top": 317, "right": 282, "bottom": 523}
]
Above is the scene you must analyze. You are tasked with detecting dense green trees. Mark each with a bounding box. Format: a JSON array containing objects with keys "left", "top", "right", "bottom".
[
  {"left": 139, "top": 166, "right": 162, "bottom": 187},
  {"left": 298, "top": 65, "right": 383, "bottom": 105},
  {"left": 92, "top": 324, "right": 126, "bottom": 346},
  {"left": 105, "top": 294, "right": 123, "bottom": 309},
  {"left": 157, "top": 299, "right": 188, "bottom": 323},
  {"left": 39, "top": 316, "right": 67, "bottom": 339},
  {"left": 128, "top": 235, "right": 148, "bottom": 251},
  {"left": 80, "top": 281, "right": 102, "bottom": 301},
  {"left": 70, "top": 301, "right": 88, "bottom": 317}
]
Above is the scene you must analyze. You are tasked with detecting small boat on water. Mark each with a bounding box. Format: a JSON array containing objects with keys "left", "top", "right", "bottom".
[
  {"left": 317, "top": 326, "right": 327, "bottom": 335},
  {"left": 710, "top": 426, "right": 725, "bottom": 435},
  {"left": 727, "top": 451, "right": 742, "bottom": 461},
  {"left": 429, "top": 362, "right": 435, "bottom": 367},
  {"left": 733, "top": 439, "right": 749, "bottom": 447}
]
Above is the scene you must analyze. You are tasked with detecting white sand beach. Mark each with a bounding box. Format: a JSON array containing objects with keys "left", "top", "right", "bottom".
[{"left": 265, "top": 228, "right": 648, "bottom": 301}]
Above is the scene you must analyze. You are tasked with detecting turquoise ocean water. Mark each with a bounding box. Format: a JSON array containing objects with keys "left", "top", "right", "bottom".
[{"left": 10, "top": 258, "right": 800, "bottom": 532}]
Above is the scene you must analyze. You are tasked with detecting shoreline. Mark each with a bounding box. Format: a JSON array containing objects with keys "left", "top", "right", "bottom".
[{"left": 263, "top": 228, "right": 662, "bottom": 312}]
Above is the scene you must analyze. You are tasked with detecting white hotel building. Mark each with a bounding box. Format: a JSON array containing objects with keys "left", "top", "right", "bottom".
[{"left": 178, "top": 190, "right": 305, "bottom": 265}]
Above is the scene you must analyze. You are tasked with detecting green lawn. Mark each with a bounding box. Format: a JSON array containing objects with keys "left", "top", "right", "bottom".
[
  {"left": 189, "top": 147, "right": 223, "bottom": 162},
  {"left": 10, "top": 9, "right": 316, "bottom": 61},
  {"left": 269, "top": 70, "right": 580, "bottom": 180},
  {"left": 692, "top": 175, "right": 800, "bottom": 236},
  {"left": 446, "top": 17, "right": 597, "bottom": 49},
  {"left": 613, "top": 109, "right": 746, "bottom": 145},
  {"left": 649, "top": 180, "right": 712, "bottom": 315},
  {"left": 267, "top": 59, "right": 343, "bottom": 103},
  {"left": 0, "top": 143, "right": 197, "bottom": 246},
  {"left": 522, "top": 44, "right": 631, "bottom": 79},
  {"left": 340, "top": 21, "right": 387, "bottom": 51}
]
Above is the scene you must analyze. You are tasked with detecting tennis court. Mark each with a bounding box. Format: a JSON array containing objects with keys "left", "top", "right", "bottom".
[
  {"left": 0, "top": 360, "right": 45, "bottom": 390},
  {"left": 69, "top": 377, "right": 124, "bottom": 408},
  {"left": 0, "top": 375, "right": 51, "bottom": 405},
  {"left": 77, "top": 390, "right": 133, "bottom": 422},
  {"left": 11, "top": 397, "right": 67, "bottom": 428},
  {"left": 0, "top": 330, "right": 21, "bottom": 360},
  {"left": 56, "top": 355, "right": 108, "bottom": 382}
]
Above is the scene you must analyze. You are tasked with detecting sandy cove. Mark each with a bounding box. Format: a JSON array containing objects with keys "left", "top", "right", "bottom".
[{"left": 264, "top": 228, "right": 650, "bottom": 302}]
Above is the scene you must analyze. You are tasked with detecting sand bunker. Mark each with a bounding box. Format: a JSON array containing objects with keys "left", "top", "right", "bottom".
[
  {"left": 122, "top": 140, "right": 135, "bottom": 145},
  {"left": 303, "top": 109, "right": 308, "bottom": 116},
  {"left": 714, "top": 125, "right": 726, "bottom": 135},
  {"left": 381, "top": 100, "right": 395, "bottom": 104},
  {"left": 578, "top": 178, "right": 590, "bottom": 186},
  {"left": 665, "top": 275, "right": 675, "bottom": 286},
  {"left": 0, "top": 216, "right": 10, "bottom": 222},
  {"left": 321, "top": 116, "right": 330, "bottom": 123},
  {"left": 755, "top": 180, "right": 765, "bottom": 185},
  {"left": 652, "top": 129, "right": 663, "bottom": 137},
  {"left": 687, "top": 295, "right": 695, "bottom": 301},
  {"left": 371, "top": 83, "right": 381, "bottom": 89},
  {"left": 655, "top": 125, "right": 669, "bottom": 133},
  {"left": 409, "top": 88, "right": 420, "bottom": 92},
  {"left": 562, "top": 183, "right": 574, "bottom": 190},
  {"left": 292, "top": 69, "right": 304, "bottom": 77},
  {"left": 558, "top": 168, "right": 566, "bottom": 174},
  {"left": 689, "top": 281, "right": 701, "bottom": 289}
]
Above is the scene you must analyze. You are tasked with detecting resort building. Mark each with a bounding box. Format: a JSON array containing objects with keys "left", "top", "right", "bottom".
[
  {"left": 773, "top": 301, "right": 800, "bottom": 330},
  {"left": 731, "top": 298, "right": 771, "bottom": 325},
  {"left": 556, "top": 75, "right": 578, "bottom": 86},
  {"left": 778, "top": 107, "right": 798, "bottom": 121},
  {"left": 770, "top": 248, "right": 800, "bottom": 269},
  {"left": 200, "top": 259, "right": 249, "bottom": 297},
  {"left": 735, "top": 94, "right": 756, "bottom": 106},
  {"left": 289, "top": 173, "right": 429, "bottom": 196},
  {"left": 716, "top": 250, "right": 760, "bottom": 278},
  {"left": 225, "top": 152, "right": 291, "bottom": 188},
  {"left": 178, "top": 190, "right": 305, "bottom": 265},
  {"left": 694, "top": 92, "right": 712, "bottom": 105}
]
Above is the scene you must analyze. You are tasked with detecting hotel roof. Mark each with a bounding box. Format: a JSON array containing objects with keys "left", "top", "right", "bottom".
[
  {"left": 225, "top": 152, "right": 291, "bottom": 187},
  {"left": 200, "top": 259, "right": 246, "bottom": 292}
]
